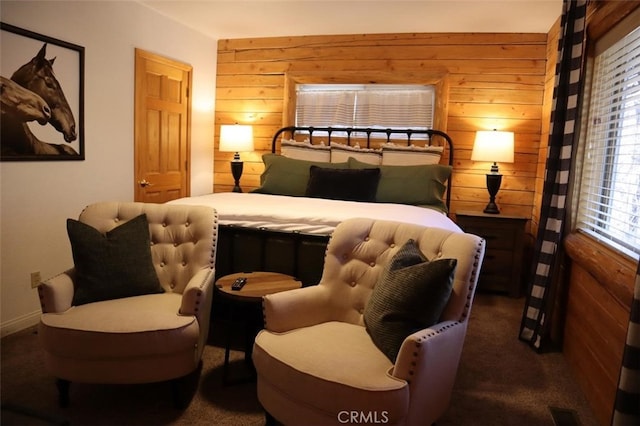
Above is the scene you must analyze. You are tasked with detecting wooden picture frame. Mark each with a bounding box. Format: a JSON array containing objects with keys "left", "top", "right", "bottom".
[{"left": 1, "top": 22, "right": 85, "bottom": 161}]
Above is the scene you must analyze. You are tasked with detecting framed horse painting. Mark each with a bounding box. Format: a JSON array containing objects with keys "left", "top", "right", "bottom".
[{"left": 1, "top": 22, "right": 84, "bottom": 161}]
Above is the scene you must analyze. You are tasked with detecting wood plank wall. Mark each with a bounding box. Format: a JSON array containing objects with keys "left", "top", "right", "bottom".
[
  {"left": 564, "top": 234, "right": 636, "bottom": 426},
  {"left": 533, "top": 18, "right": 560, "bottom": 236},
  {"left": 214, "top": 32, "right": 550, "bottom": 232}
]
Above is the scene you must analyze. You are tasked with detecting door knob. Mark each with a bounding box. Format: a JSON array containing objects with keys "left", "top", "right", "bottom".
[{"left": 138, "top": 179, "right": 153, "bottom": 187}]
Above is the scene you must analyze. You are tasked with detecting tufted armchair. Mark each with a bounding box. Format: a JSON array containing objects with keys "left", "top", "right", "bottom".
[
  {"left": 37, "top": 202, "right": 218, "bottom": 407},
  {"left": 253, "top": 218, "right": 485, "bottom": 426}
]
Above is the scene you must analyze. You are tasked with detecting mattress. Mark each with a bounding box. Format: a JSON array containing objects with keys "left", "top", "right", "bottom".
[{"left": 168, "top": 192, "right": 461, "bottom": 235}]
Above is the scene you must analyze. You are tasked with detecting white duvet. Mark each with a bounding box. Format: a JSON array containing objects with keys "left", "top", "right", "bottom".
[{"left": 168, "top": 192, "right": 461, "bottom": 235}]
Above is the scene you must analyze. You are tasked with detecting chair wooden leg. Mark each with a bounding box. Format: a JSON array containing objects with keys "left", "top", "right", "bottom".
[
  {"left": 265, "top": 410, "right": 278, "bottom": 426},
  {"left": 171, "top": 362, "right": 202, "bottom": 410},
  {"left": 56, "top": 379, "right": 70, "bottom": 408},
  {"left": 170, "top": 378, "right": 187, "bottom": 410}
]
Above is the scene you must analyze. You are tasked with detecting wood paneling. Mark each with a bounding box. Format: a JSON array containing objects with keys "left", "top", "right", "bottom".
[
  {"left": 564, "top": 232, "right": 635, "bottom": 426},
  {"left": 532, "top": 16, "right": 560, "bottom": 237},
  {"left": 214, "top": 32, "right": 550, "bottom": 230}
]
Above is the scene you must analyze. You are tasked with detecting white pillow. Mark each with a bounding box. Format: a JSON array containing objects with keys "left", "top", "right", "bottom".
[
  {"left": 330, "top": 142, "right": 382, "bottom": 165},
  {"left": 281, "top": 139, "right": 330, "bottom": 162},
  {"left": 381, "top": 144, "right": 444, "bottom": 165}
]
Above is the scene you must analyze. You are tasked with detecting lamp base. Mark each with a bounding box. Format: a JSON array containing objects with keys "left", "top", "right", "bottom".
[
  {"left": 230, "top": 160, "right": 244, "bottom": 193},
  {"left": 483, "top": 202, "right": 500, "bottom": 214},
  {"left": 484, "top": 173, "right": 503, "bottom": 214}
]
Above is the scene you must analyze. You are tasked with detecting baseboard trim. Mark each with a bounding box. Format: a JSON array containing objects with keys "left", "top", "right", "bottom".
[{"left": 1, "top": 310, "right": 40, "bottom": 338}]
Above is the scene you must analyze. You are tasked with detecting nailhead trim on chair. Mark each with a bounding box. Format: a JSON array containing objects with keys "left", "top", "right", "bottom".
[
  {"left": 460, "top": 239, "right": 485, "bottom": 322},
  {"left": 405, "top": 321, "right": 463, "bottom": 380},
  {"left": 184, "top": 214, "right": 218, "bottom": 314},
  {"left": 262, "top": 301, "right": 267, "bottom": 327},
  {"left": 192, "top": 269, "right": 215, "bottom": 315},
  {"left": 405, "top": 238, "right": 486, "bottom": 380},
  {"left": 210, "top": 217, "right": 218, "bottom": 269}
]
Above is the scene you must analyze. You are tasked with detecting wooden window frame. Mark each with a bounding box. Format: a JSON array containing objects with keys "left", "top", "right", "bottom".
[{"left": 282, "top": 71, "right": 450, "bottom": 132}]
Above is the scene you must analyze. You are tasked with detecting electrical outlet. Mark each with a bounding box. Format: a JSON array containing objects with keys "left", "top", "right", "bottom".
[{"left": 30, "top": 271, "right": 41, "bottom": 289}]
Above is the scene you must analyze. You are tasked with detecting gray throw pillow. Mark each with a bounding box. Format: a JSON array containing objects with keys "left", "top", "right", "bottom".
[
  {"left": 364, "top": 239, "right": 457, "bottom": 362},
  {"left": 67, "top": 214, "right": 164, "bottom": 306}
]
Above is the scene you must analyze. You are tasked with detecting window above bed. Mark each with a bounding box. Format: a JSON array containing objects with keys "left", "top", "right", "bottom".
[
  {"left": 295, "top": 84, "right": 434, "bottom": 139},
  {"left": 282, "top": 71, "right": 450, "bottom": 134}
]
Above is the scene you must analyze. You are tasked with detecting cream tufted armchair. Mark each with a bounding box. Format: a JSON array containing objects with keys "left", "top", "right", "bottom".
[
  {"left": 253, "top": 217, "right": 485, "bottom": 426},
  {"left": 37, "top": 202, "right": 218, "bottom": 407}
]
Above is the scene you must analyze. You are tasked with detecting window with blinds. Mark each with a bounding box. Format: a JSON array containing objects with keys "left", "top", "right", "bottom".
[
  {"left": 295, "top": 84, "right": 434, "bottom": 138},
  {"left": 575, "top": 15, "right": 640, "bottom": 259}
]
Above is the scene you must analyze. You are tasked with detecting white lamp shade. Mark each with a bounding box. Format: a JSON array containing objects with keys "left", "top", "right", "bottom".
[
  {"left": 219, "top": 124, "right": 254, "bottom": 153},
  {"left": 471, "top": 130, "right": 515, "bottom": 163}
]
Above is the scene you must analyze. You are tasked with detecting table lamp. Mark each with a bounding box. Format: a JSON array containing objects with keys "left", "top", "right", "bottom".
[
  {"left": 471, "top": 130, "right": 514, "bottom": 214},
  {"left": 219, "top": 124, "right": 254, "bottom": 192}
]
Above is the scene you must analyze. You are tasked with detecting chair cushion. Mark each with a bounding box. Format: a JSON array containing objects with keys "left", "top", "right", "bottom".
[
  {"left": 364, "top": 239, "right": 457, "bottom": 362},
  {"left": 67, "top": 213, "right": 164, "bottom": 306},
  {"left": 39, "top": 293, "right": 197, "bottom": 359},
  {"left": 253, "top": 321, "right": 409, "bottom": 424}
]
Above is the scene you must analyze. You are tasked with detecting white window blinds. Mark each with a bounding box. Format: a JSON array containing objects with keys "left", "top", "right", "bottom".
[
  {"left": 296, "top": 90, "right": 356, "bottom": 128},
  {"left": 295, "top": 85, "right": 434, "bottom": 130},
  {"left": 576, "top": 21, "right": 640, "bottom": 259},
  {"left": 353, "top": 89, "right": 434, "bottom": 129}
]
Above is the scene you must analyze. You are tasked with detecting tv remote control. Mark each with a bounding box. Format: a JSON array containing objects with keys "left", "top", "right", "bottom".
[{"left": 231, "top": 277, "right": 247, "bottom": 291}]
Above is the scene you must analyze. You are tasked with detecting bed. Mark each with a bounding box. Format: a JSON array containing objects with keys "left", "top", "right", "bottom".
[{"left": 169, "top": 125, "right": 457, "bottom": 286}]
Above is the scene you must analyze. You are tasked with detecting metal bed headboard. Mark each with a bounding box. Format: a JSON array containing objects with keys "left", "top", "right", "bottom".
[{"left": 271, "top": 125, "right": 454, "bottom": 211}]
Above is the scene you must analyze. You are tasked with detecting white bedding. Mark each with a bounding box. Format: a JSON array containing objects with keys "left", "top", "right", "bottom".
[{"left": 168, "top": 192, "right": 461, "bottom": 235}]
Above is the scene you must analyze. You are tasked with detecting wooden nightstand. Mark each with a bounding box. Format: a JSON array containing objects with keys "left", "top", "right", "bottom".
[{"left": 455, "top": 210, "right": 527, "bottom": 298}]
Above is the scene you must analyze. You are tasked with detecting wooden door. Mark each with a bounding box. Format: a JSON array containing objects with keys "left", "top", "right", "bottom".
[{"left": 134, "top": 49, "right": 191, "bottom": 203}]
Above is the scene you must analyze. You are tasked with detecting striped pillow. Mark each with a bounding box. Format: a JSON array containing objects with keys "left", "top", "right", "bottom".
[
  {"left": 381, "top": 144, "right": 443, "bottom": 165},
  {"left": 330, "top": 142, "right": 382, "bottom": 165},
  {"left": 281, "top": 139, "right": 330, "bottom": 162}
]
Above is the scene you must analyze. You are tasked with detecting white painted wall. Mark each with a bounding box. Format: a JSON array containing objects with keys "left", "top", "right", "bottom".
[{"left": 0, "top": 1, "right": 217, "bottom": 335}]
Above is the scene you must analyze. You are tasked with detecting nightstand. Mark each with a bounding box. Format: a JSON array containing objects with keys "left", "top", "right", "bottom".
[{"left": 455, "top": 210, "right": 527, "bottom": 297}]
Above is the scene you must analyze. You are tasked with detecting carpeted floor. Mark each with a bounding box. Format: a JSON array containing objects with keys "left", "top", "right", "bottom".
[{"left": 1, "top": 293, "right": 599, "bottom": 426}]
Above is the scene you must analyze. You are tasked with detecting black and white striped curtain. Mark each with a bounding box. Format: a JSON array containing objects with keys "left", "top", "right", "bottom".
[
  {"left": 612, "top": 260, "right": 640, "bottom": 425},
  {"left": 519, "top": 0, "right": 587, "bottom": 349}
]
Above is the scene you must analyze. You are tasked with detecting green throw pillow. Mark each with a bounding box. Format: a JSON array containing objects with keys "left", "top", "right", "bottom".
[
  {"left": 252, "top": 154, "right": 348, "bottom": 197},
  {"left": 364, "top": 239, "right": 457, "bottom": 362},
  {"left": 67, "top": 214, "right": 164, "bottom": 306},
  {"left": 348, "top": 157, "right": 452, "bottom": 213}
]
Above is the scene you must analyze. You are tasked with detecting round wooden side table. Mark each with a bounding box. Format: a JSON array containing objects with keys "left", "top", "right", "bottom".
[
  {"left": 215, "top": 271, "right": 301, "bottom": 384},
  {"left": 216, "top": 271, "right": 302, "bottom": 301}
]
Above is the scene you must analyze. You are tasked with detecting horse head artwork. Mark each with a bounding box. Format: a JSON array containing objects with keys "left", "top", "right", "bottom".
[
  {"left": 1, "top": 76, "right": 51, "bottom": 124},
  {"left": 1, "top": 42, "right": 80, "bottom": 158},
  {"left": 10, "top": 43, "right": 77, "bottom": 143}
]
